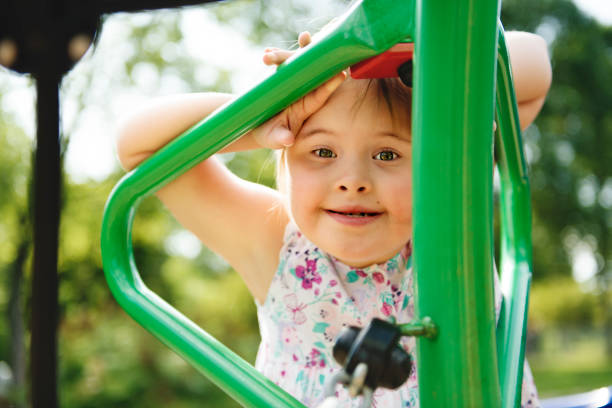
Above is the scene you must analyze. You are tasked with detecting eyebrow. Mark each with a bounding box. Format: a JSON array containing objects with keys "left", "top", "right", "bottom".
[{"left": 298, "top": 127, "right": 336, "bottom": 140}]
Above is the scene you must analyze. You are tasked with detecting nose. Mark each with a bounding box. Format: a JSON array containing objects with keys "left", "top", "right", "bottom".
[
  {"left": 335, "top": 159, "right": 372, "bottom": 193},
  {"left": 338, "top": 183, "right": 369, "bottom": 192}
]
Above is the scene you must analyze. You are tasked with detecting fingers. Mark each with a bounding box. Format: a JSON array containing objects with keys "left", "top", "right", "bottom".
[
  {"left": 263, "top": 49, "right": 294, "bottom": 66},
  {"left": 252, "top": 114, "right": 295, "bottom": 149},
  {"left": 269, "top": 126, "right": 295, "bottom": 148},
  {"left": 298, "top": 31, "right": 311, "bottom": 48},
  {"left": 327, "top": 71, "right": 348, "bottom": 92},
  {"left": 263, "top": 31, "right": 312, "bottom": 66},
  {"left": 258, "top": 31, "right": 341, "bottom": 146},
  {"left": 254, "top": 71, "right": 345, "bottom": 150},
  {"left": 285, "top": 71, "right": 347, "bottom": 136},
  {"left": 300, "top": 71, "right": 347, "bottom": 116}
]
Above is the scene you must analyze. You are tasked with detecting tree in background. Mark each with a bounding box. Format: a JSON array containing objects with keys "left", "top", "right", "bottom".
[
  {"left": 502, "top": 0, "right": 612, "bottom": 358},
  {"left": 0, "top": 83, "right": 32, "bottom": 407}
]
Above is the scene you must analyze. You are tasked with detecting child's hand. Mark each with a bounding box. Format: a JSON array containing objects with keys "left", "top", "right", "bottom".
[
  {"left": 262, "top": 31, "right": 312, "bottom": 65},
  {"left": 252, "top": 32, "right": 347, "bottom": 149}
]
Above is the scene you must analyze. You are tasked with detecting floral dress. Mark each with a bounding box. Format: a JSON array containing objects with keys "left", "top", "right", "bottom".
[{"left": 255, "top": 221, "right": 540, "bottom": 407}]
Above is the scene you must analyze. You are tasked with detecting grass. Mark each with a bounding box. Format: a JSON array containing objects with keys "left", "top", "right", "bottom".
[
  {"left": 526, "top": 328, "right": 612, "bottom": 398},
  {"left": 531, "top": 365, "right": 612, "bottom": 398}
]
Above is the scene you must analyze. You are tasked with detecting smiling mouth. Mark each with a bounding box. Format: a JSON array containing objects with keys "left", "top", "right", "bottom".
[{"left": 326, "top": 209, "right": 382, "bottom": 217}]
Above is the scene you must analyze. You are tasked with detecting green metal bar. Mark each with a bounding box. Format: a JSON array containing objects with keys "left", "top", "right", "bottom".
[
  {"left": 494, "top": 24, "right": 533, "bottom": 408},
  {"left": 412, "top": 0, "right": 502, "bottom": 406},
  {"left": 101, "top": 1, "right": 415, "bottom": 407}
]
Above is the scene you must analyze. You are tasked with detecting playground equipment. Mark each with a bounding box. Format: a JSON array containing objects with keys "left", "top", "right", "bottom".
[
  {"left": 100, "top": 0, "right": 526, "bottom": 406},
  {"left": 98, "top": 0, "right": 608, "bottom": 407}
]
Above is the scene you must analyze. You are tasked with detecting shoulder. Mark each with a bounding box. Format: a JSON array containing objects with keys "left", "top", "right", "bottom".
[
  {"left": 276, "top": 221, "right": 320, "bottom": 270},
  {"left": 505, "top": 31, "right": 552, "bottom": 130},
  {"left": 281, "top": 220, "right": 306, "bottom": 249}
]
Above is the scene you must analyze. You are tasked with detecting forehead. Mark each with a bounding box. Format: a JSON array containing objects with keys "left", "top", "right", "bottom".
[{"left": 302, "top": 78, "right": 411, "bottom": 136}]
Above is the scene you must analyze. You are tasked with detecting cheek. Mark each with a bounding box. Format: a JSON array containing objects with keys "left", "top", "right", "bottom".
[
  {"left": 382, "top": 173, "right": 413, "bottom": 223},
  {"left": 286, "top": 160, "right": 326, "bottom": 217},
  {"left": 390, "top": 196, "right": 413, "bottom": 224}
]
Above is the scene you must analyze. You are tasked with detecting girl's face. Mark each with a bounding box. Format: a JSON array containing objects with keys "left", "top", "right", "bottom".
[{"left": 285, "top": 79, "right": 412, "bottom": 267}]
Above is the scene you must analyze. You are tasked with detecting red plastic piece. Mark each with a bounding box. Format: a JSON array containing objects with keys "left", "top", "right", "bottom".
[{"left": 350, "top": 42, "right": 414, "bottom": 79}]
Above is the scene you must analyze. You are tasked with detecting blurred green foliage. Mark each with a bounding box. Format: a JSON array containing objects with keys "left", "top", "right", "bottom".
[{"left": 0, "top": 0, "right": 611, "bottom": 406}]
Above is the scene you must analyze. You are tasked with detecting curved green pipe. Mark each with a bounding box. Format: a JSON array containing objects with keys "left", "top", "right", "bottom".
[{"left": 495, "top": 22, "right": 533, "bottom": 408}]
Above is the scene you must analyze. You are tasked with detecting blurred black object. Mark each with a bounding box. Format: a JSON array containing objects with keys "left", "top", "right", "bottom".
[{"left": 333, "top": 318, "right": 413, "bottom": 392}]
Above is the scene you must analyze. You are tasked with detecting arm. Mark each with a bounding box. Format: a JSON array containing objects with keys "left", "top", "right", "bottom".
[
  {"left": 116, "top": 92, "right": 281, "bottom": 170},
  {"left": 506, "top": 31, "right": 552, "bottom": 130},
  {"left": 116, "top": 73, "right": 345, "bottom": 303},
  {"left": 117, "top": 92, "right": 234, "bottom": 170},
  {"left": 116, "top": 92, "right": 287, "bottom": 302}
]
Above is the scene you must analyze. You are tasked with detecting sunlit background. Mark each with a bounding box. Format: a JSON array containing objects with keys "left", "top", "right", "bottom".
[{"left": 0, "top": 0, "right": 611, "bottom": 406}]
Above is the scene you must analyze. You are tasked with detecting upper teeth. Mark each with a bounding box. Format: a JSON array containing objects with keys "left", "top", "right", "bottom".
[{"left": 329, "top": 210, "right": 376, "bottom": 217}]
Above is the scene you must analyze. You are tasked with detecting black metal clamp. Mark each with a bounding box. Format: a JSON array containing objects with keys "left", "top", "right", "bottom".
[{"left": 323, "top": 317, "right": 437, "bottom": 408}]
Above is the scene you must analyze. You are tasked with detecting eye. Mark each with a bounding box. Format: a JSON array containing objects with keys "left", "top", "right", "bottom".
[
  {"left": 374, "top": 150, "right": 399, "bottom": 161},
  {"left": 313, "top": 148, "right": 336, "bottom": 158}
]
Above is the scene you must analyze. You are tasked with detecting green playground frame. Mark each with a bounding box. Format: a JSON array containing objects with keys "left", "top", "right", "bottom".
[{"left": 101, "top": 0, "right": 532, "bottom": 406}]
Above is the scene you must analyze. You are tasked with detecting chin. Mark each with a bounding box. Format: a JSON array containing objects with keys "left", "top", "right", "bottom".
[{"left": 328, "top": 245, "right": 393, "bottom": 268}]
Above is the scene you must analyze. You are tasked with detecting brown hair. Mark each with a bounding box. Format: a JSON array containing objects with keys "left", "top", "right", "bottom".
[{"left": 353, "top": 77, "right": 412, "bottom": 127}]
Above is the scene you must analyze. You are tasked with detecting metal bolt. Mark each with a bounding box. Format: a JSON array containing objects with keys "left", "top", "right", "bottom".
[
  {"left": 67, "top": 34, "right": 92, "bottom": 62},
  {"left": 398, "top": 316, "right": 438, "bottom": 339},
  {"left": 0, "top": 38, "right": 18, "bottom": 68}
]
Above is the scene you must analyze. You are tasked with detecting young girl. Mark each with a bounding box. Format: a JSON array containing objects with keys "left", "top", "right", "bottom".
[{"left": 117, "top": 30, "right": 552, "bottom": 407}]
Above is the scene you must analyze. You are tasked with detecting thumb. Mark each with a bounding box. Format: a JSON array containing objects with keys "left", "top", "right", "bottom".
[{"left": 269, "top": 126, "right": 295, "bottom": 148}]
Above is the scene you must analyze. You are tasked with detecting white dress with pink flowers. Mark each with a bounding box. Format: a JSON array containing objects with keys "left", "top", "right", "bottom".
[{"left": 255, "top": 221, "right": 540, "bottom": 407}]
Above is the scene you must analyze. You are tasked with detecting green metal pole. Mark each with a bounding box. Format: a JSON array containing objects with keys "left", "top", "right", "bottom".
[{"left": 412, "top": 0, "right": 502, "bottom": 406}]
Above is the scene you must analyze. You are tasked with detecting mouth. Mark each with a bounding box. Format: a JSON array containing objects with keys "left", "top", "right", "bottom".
[
  {"left": 326, "top": 209, "right": 382, "bottom": 218},
  {"left": 324, "top": 208, "right": 383, "bottom": 226}
]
